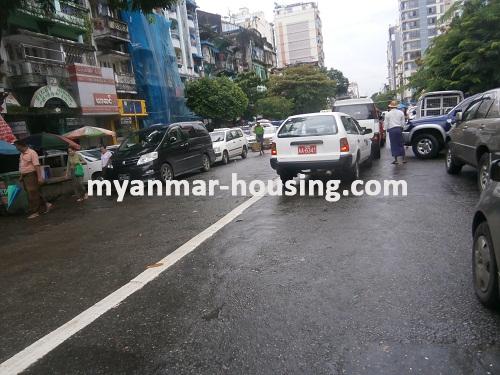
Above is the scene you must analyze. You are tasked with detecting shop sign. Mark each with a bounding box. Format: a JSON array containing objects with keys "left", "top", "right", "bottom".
[
  {"left": 30, "top": 85, "right": 78, "bottom": 108},
  {"left": 118, "top": 99, "right": 148, "bottom": 116},
  {"left": 94, "top": 94, "right": 118, "bottom": 106}
]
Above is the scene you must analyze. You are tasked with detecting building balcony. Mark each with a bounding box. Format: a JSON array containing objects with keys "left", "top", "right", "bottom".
[
  {"left": 93, "top": 16, "right": 130, "bottom": 43},
  {"left": 172, "top": 37, "right": 181, "bottom": 49},
  {"left": 7, "top": 60, "right": 69, "bottom": 88},
  {"left": 97, "top": 49, "right": 130, "bottom": 62},
  {"left": 115, "top": 72, "right": 137, "bottom": 94},
  {"left": 13, "top": 0, "right": 88, "bottom": 35}
]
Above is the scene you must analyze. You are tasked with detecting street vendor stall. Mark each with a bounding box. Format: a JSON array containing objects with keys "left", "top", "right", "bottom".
[{"left": 63, "top": 126, "right": 116, "bottom": 149}]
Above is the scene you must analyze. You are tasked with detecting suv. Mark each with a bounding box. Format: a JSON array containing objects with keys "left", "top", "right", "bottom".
[
  {"left": 446, "top": 88, "right": 500, "bottom": 191},
  {"left": 270, "top": 112, "right": 373, "bottom": 181},
  {"left": 332, "top": 98, "right": 381, "bottom": 159},
  {"left": 210, "top": 128, "right": 249, "bottom": 164},
  {"left": 107, "top": 122, "right": 215, "bottom": 181},
  {"left": 404, "top": 94, "right": 481, "bottom": 159}
]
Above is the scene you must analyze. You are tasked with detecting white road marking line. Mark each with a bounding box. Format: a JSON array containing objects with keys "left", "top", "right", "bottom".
[{"left": 0, "top": 193, "right": 267, "bottom": 375}]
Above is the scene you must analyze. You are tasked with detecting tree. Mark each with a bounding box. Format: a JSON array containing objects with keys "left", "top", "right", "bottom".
[
  {"left": 408, "top": 0, "right": 500, "bottom": 96},
  {"left": 255, "top": 96, "right": 294, "bottom": 120},
  {"left": 234, "top": 72, "right": 267, "bottom": 119},
  {"left": 268, "top": 65, "right": 336, "bottom": 114},
  {"left": 325, "top": 68, "right": 350, "bottom": 98},
  {"left": 185, "top": 77, "right": 248, "bottom": 124},
  {"left": 371, "top": 89, "right": 397, "bottom": 111}
]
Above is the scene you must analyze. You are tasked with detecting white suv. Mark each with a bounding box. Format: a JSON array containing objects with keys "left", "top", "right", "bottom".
[
  {"left": 210, "top": 128, "right": 249, "bottom": 164},
  {"left": 270, "top": 112, "right": 373, "bottom": 181}
]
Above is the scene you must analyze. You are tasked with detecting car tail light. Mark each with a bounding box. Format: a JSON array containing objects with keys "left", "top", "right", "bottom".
[
  {"left": 271, "top": 142, "right": 277, "bottom": 156},
  {"left": 340, "top": 137, "right": 349, "bottom": 152}
]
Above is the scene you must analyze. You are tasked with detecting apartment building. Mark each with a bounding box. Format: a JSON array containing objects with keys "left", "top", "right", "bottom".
[
  {"left": 273, "top": 2, "right": 325, "bottom": 68},
  {"left": 399, "top": 0, "right": 456, "bottom": 96},
  {"left": 387, "top": 25, "right": 403, "bottom": 95},
  {"left": 162, "top": 0, "right": 203, "bottom": 82},
  {"left": 229, "top": 7, "right": 275, "bottom": 49}
]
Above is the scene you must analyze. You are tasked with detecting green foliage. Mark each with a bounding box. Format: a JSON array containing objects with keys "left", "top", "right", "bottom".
[
  {"left": 234, "top": 72, "right": 267, "bottom": 119},
  {"left": 185, "top": 77, "right": 249, "bottom": 123},
  {"left": 371, "top": 89, "right": 397, "bottom": 111},
  {"left": 408, "top": 0, "right": 500, "bottom": 96},
  {"left": 255, "top": 96, "right": 294, "bottom": 120},
  {"left": 269, "top": 65, "right": 336, "bottom": 114},
  {"left": 325, "top": 68, "right": 350, "bottom": 97}
]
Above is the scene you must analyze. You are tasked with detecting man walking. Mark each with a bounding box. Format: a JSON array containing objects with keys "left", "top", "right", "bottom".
[
  {"left": 385, "top": 100, "right": 406, "bottom": 165},
  {"left": 14, "top": 140, "right": 52, "bottom": 219},
  {"left": 254, "top": 122, "right": 265, "bottom": 156}
]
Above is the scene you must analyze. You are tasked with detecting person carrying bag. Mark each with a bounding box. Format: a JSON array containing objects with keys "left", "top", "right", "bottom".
[{"left": 66, "top": 146, "right": 87, "bottom": 202}]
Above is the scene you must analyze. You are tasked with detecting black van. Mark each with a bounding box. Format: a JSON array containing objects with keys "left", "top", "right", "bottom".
[{"left": 107, "top": 122, "right": 216, "bottom": 181}]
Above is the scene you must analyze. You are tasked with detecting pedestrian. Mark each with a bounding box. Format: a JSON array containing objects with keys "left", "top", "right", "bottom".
[
  {"left": 14, "top": 140, "right": 52, "bottom": 219},
  {"left": 100, "top": 145, "right": 112, "bottom": 169},
  {"left": 254, "top": 122, "right": 265, "bottom": 155},
  {"left": 66, "top": 146, "right": 87, "bottom": 202},
  {"left": 385, "top": 100, "right": 406, "bottom": 165}
]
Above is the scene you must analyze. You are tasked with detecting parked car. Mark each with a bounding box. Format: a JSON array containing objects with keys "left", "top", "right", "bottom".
[
  {"left": 471, "top": 156, "right": 500, "bottom": 307},
  {"left": 210, "top": 128, "right": 248, "bottom": 164},
  {"left": 332, "top": 97, "right": 381, "bottom": 159},
  {"left": 413, "top": 90, "right": 464, "bottom": 119},
  {"left": 404, "top": 94, "right": 482, "bottom": 159},
  {"left": 78, "top": 149, "right": 104, "bottom": 182},
  {"left": 270, "top": 112, "right": 373, "bottom": 181},
  {"left": 446, "top": 88, "right": 500, "bottom": 191},
  {"left": 106, "top": 122, "right": 216, "bottom": 181}
]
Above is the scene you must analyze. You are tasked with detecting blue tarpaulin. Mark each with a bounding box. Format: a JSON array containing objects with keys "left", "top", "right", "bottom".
[{"left": 122, "top": 11, "right": 196, "bottom": 126}]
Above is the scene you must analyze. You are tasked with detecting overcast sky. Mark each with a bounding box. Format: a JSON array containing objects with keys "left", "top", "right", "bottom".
[{"left": 196, "top": 0, "right": 399, "bottom": 96}]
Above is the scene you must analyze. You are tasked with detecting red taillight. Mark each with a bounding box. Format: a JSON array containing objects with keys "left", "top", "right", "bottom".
[
  {"left": 340, "top": 137, "right": 349, "bottom": 152},
  {"left": 271, "top": 142, "right": 277, "bottom": 155}
]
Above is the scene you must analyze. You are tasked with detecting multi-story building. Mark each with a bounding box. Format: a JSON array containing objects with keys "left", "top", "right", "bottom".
[
  {"left": 162, "top": 0, "right": 203, "bottom": 83},
  {"left": 229, "top": 7, "right": 275, "bottom": 49},
  {"left": 399, "top": 0, "right": 456, "bottom": 97},
  {"left": 273, "top": 2, "right": 324, "bottom": 68},
  {"left": 387, "top": 25, "right": 403, "bottom": 96}
]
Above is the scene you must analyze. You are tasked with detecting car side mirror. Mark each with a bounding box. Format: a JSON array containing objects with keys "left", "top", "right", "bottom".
[
  {"left": 169, "top": 136, "right": 177, "bottom": 143},
  {"left": 455, "top": 111, "right": 463, "bottom": 122},
  {"left": 491, "top": 160, "right": 500, "bottom": 182},
  {"left": 363, "top": 128, "right": 373, "bottom": 135}
]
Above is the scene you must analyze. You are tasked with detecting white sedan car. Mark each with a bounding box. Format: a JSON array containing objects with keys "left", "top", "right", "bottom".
[
  {"left": 210, "top": 128, "right": 249, "bottom": 164},
  {"left": 270, "top": 112, "right": 373, "bottom": 181}
]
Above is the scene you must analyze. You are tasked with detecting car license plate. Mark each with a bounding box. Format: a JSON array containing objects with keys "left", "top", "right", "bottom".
[
  {"left": 118, "top": 174, "right": 130, "bottom": 181},
  {"left": 298, "top": 145, "right": 317, "bottom": 154}
]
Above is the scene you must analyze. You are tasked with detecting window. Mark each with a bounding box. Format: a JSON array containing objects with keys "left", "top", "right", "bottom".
[
  {"left": 167, "top": 127, "right": 183, "bottom": 143},
  {"left": 333, "top": 104, "right": 377, "bottom": 120},
  {"left": 486, "top": 95, "right": 500, "bottom": 119},
  {"left": 351, "top": 119, "right": 364, "bottom": 134},
  {"left": 463, "top": 101, "right": 482, "bottom": 122},
  {"left": 475, "top": 97, "right": 495, "bottom": 119},
  {"left": 230, "top": 130, "right": 240, "bottom": 139},
  {"left": 278, "top": 116, "right": 338, "bottom": 138},
  {"left": 226, "top": 132, "right": 234, "bottom": 141},
  {"left": 341, "top": 117, "right": 358, "bottom": 135}
]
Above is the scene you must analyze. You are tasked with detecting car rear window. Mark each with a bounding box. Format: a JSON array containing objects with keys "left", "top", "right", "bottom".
[
  {"left": 333, "top": 104, "right": 377, "bottom": 120},
  {"left": 278, "top": 115, "right": 338, "bottom": 138}
]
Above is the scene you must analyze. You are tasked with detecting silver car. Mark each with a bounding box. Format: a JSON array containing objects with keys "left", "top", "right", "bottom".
[{"left": 472, "top": 156, "right": 500, "bottom": 307}]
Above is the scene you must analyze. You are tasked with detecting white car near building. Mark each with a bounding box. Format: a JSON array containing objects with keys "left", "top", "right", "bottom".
[
  {"left": 210, "top": 128, "right": 249, "bottom": 164},
  {"left": 77, "top": 149, "right": 105, "bottom": 182},
  {"left": 270, "top": 112, "right": 373, "bottom": 181}
]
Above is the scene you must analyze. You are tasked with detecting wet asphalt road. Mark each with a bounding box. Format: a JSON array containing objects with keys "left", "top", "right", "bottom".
[{"left": 1, "top": 146, "right": 500, "bottom": 374}]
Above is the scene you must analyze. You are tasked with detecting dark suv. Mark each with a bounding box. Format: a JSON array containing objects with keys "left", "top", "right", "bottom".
[
  {"left": 446, "top": 88, "right": 500, "bottom": 192},
  {"left": 107, "top": 122, "right": 216, "bottom": 181}
]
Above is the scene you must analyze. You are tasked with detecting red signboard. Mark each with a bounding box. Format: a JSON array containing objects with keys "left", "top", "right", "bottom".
[{"left": 67, "top": 65, "right": 102, "bottom": 77}]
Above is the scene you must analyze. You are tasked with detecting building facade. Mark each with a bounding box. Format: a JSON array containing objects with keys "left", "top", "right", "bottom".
[
  {"left": 229, "top": 7, "right": 275, "bottom": 49},
  {"left": 398, "top": 0, "right": 456, "bottom": 97},
  {"left": 273, "top": 2, "right": 324, "bottom": 68},
  {"left": 162, "top": 0, "right": 203, "bottom": 83},
  {"left": 387, "top": 25, "right": 403, "bottom": 96}
]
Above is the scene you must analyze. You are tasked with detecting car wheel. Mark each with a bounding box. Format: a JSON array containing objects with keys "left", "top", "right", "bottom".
[
  {"left": 345, "top": 157, "right": 360, "bottom": 182},
  {"left": 201, "top": 154, "right": 211, "bottom": 172},
  {"left": 478, "top": 153, "right": 491, "bottom": 192},
  {"left": 241, "top": 146, "right": 248, "bottom": 159},
  {"left": 472, "top": 221, "right": 499, "bottom": 308},
  {"left": 222, "top": 150, "right": 229, "bottom": 165},
  {"left": 445, "top": 147, "right": 463, "bottom": 175},
  {"left": 371, "top": 142, "right": 381, "bottom": 160},
  {"left": 412, "top": 133, "right": 439, "bottom": 159},
  {"left": 160, "top": 163, "right": 174, "bottom": 181}
]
